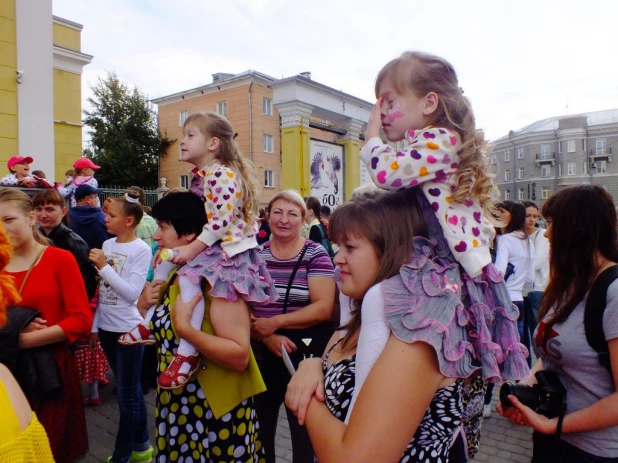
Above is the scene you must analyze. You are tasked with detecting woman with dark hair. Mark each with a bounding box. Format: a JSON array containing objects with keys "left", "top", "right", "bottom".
[
  {"left": 499, "top": 185, "right": 618, "bottom": 462},
  {"left": 137, "top": 192, "right": 266, "bottom": 462},
  {"left": 484, "top": 200, "right": 535, "bottom": 418},
  {"left": 305, "top": 196, "right": 334, "bottom": 258}
]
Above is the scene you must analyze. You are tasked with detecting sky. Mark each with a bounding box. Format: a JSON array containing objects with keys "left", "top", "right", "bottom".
[{"left": 53, "top": 0, "right": 618, "bottom": 142}]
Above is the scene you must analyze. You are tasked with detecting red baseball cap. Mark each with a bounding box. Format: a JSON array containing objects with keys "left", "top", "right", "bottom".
[
  {"left": 7, "top": 156, "right": 33, "bottom": 169},
  {"left": 73, "top": 158, "right": 100, "bottom": 170}
]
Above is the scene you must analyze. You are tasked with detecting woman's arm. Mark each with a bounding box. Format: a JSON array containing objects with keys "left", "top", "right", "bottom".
[
  {"left": 0, "top": 364, "right": 32, "bottom": 432},
  {"left": 508, "top": 340, "right": 618, "bottom": 434},
  {"left": 19, "top": 325, "right": 67, "bottom": 349},
  {"left": 276, "top": 276, "right": 335, "bottom": 329},
  {"left": 251, "top": 276, "right": 335, "bottom": 339},
  {"left": 53, "top": 250, "right": 93, "bottom": 342},
  {"left": 172, "top": 293, "right": 252, "bottom": 372},
  {"left": 304, "top": 336, "right": 446, "bottom": 463}
]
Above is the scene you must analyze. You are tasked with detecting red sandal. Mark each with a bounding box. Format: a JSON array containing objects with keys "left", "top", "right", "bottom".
[
  {"left": 118, "top": 324, "right": 156, "bottom": 345},
  {"left": 157, "top": 354, "right": 200, "bottom": 390}
]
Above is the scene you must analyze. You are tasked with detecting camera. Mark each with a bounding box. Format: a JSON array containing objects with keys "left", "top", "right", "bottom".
[{"left": 499, "top": 370, "right": 566, "bottom": 418}]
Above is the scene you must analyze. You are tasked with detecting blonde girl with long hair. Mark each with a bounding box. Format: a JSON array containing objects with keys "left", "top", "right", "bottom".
[
  {"left": 121, "top": 112, "right": 277, "bottom": 390},
  {"left": 324, "top": 51, "right": 530, "bottom": 449}
]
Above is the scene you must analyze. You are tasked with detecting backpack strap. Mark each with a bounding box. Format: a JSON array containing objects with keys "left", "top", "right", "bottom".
[{"left": 584, "top": 265, "right": 618, "bottom": 377}]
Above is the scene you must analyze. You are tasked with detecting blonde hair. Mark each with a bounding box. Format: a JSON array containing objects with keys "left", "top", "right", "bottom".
[
  {"left": 0, "top": 188, "right": 50, "bottom": 246},
  {"left": 184, "top": 112, "right": 260, "bottom": 222},
  {"left": 375, "top": 51, "right": 499, "bottom": 223},
  {"left": 0, "top": 222, "right": 20, "bottom": 326},
  {"left": 267, "top": 190, "right": 307, "bottom": 218}
]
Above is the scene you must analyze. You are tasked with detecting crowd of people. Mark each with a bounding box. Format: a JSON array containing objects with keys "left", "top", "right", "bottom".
[{"left": 1, "top": 50, "right": 617, "bottom": 463}]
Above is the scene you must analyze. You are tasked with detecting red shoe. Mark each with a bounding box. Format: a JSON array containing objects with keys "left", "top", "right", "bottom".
[
  {"left": 118, "top": 324, "right": 155, "bottom": 345},
  {"left": 157, "top": 354, "right": 200, "bottom": 390},
  {"left": 84, "top": 397, "right": 102, "bottom": 406},
  {"left": 100, "top": 377, "right": 110, "bottom": 388}
]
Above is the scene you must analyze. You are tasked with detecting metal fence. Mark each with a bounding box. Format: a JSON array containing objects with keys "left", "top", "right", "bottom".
[{"left": 99, "top": 186, "right": 159, "bottom": 207}]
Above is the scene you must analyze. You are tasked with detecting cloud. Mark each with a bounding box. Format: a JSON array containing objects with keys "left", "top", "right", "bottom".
[{"left": 55, "top": 0, "right": 618, "bottom": 141}]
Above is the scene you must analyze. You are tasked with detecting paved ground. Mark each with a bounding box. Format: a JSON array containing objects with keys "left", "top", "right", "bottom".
[{"left": 83, "top": 375, "right": 532, "bottom": 463}]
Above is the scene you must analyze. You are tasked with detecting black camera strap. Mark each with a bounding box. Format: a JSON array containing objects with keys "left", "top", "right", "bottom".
[
  {"left": 282, "top": 243, "right": 310, "bottom": 315},
  {"left": 556, "top": 404, "right": 566, "bottom": 439}
]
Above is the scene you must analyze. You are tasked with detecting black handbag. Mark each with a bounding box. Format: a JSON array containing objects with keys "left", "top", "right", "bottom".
[{"left": 275, "top": 243, "right": 336, "bottom": 368}]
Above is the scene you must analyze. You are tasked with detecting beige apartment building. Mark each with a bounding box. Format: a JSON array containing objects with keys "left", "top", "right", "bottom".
[{"left": 153, "top": 71, "right": 372, "bottom": 207}]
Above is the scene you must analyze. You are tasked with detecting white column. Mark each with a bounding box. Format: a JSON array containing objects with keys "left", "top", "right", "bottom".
[{"left": 16, "top": 0, "right": 55, "bottom": 179}]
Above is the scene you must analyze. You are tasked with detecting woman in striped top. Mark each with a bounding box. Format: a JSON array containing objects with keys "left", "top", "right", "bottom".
[{"left": 251, "top": 190, "right": 336, "bottom": 463}]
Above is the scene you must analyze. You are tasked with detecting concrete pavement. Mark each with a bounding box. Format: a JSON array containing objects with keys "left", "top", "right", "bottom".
[{"left": 82, "top": 375, "right": 533, "bottom": 463}]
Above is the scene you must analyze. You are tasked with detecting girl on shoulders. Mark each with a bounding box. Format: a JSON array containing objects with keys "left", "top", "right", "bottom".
[{"left": 120, "top": 112, "right": 277, "bottom": 391}]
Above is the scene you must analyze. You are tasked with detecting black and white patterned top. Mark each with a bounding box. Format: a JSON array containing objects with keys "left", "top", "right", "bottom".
[{"left": 323, "top": 339, "right": 464, "bottom": 463}]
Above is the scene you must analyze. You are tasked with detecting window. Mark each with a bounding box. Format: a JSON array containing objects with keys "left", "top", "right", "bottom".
[
  {"left": 542, "top": 187, "right": 551, "bottom": 199},
  {"left": 597, "top": 160, "right": 607, "bottom": 174},
  {"left": 567, "top": 162, "right": 576, "bottom": 175},
  {"left": 491, "top": 154, "right": 497, "bottom": 165},
  {"left": 216, "top": 101, "right": 228, "bottom": 117},
  {"left": 541, "top": 165, "right": 551, "bottom": 177},
  {"left": 264, "top": 170, "right": 274, "bottom": 188},
  {"left": 179, "top": 175, "right": 189, "bottom": 189},
  {"left": 582, "top": 139, "right": 587, "bottom": 151},
  {"left": 541, "top": 144, "right": 551, "bottom": 159},
  {"left": 567, "top": 140, "right": 576, "bottom": 153},
  {"left": 518, "top": 167, "right": 524, "bottom": 180},
  {"left": 583, "top": 161, "right": 587, "bottom": 175},
  {"left": 518, "top": 189, "right": 524, "bottom": 200},
  {"left": 263, "top": 134, "right": 273, "bottom": 153},
  {"left": 517, "top": 147, "right": 524, "bottom": 159},
  {"left": 558, "top": 163, "right": 562, "bottom": 176},
  {"left": 558, "top": 141, "right": 562, "bottom": 154},
  {"left": 504, "top": 150, "right": 510, "bottom": 162},
  {"left": 179, "top": 110, "right": 188, "bottom": 127},
  {"left": 504, "top": 190, "right": 511, "bottom": 200},
  {"left": 504, "top": 170, "right": 511, "bottom": 181},
  {"left": 596, "top": 139, "right": 606, "bottom": 156},
  {"left": 262, "top": 97, "right": 273, "bottom": 116}
]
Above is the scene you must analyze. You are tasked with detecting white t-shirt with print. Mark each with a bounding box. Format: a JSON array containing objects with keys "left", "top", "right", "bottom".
[{"left": 92, "top": 237, "right": 152, "bottom": 333}]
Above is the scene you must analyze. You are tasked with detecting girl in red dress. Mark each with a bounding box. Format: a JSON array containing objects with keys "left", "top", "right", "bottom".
[{"left": 0, "top": 188, "right": 92, "bottom": 463}]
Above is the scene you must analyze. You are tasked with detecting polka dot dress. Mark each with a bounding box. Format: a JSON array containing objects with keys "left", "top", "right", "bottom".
[
  {"left": 323, "top": 340, "right": 464, "bottom": 463},
  {"left": 152, "top": 290, "right": 266, "bottom": 463}
]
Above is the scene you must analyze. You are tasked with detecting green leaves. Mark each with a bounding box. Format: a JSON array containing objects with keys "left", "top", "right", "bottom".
[{"left": 83, "top": 72, "right": 174, "bottom": 187}]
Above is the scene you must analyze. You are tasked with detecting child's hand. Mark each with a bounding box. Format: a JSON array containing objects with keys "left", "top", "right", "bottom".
[
  {"left": 366, "top": 97, "right": 384, "bottom": 140},
  {"left": 89, "top": 249, "right": 108, "bottom": 270},
  {"left": 169, "top": 241, "right": 205, "bottom": 265},
  {"left": 18, "top": 177, "right": 36, "bottom": 187}
]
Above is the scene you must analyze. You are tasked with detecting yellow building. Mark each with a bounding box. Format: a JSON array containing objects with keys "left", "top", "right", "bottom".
[{"left": 0, "top": 0, "right": 91, "bottom": 181}]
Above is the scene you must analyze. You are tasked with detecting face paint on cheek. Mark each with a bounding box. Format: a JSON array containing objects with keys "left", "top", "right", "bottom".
[{"left": 387, "top": 101, "right": 404, "bottom": 123}]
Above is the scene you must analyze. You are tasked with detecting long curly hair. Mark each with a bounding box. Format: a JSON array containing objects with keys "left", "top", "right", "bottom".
[
  {"left": 183, "top": 112, "right": 260, "bottom": 222},
  {"left": 375, "top": 51, "right": 500, "bottom": 225},
  {"left": 0, "top": 222, "right": 21, "bottom": 327}
]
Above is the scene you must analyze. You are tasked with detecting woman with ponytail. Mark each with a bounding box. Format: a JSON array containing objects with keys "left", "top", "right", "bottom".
[{"left": 0, "top": 188, "right": 92, "bottom": 462}]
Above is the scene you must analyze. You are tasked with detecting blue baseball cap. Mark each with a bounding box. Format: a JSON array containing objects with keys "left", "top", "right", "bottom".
[{"left": 75, "top": 184, "right": 103, "bottom": 201}]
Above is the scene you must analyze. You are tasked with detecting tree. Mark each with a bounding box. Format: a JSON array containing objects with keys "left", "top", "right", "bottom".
[{"left": 83, "top": 72, "right": 174, "bottom": 188}]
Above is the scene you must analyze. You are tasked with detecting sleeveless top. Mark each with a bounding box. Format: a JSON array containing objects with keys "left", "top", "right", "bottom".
[
  {"left": 0, "top": 380, "right": 54, "bottom": 462},
  {"left": 323, "top": 340, "right": 464, "bottom": 463}
]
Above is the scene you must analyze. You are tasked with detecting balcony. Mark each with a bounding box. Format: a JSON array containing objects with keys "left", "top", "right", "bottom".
[
  {"left": 535, "top": 152, "right": 555, "bottom": 166},
  {"left": 590, "top": 147, "right": 612, "bottom": 162}
]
